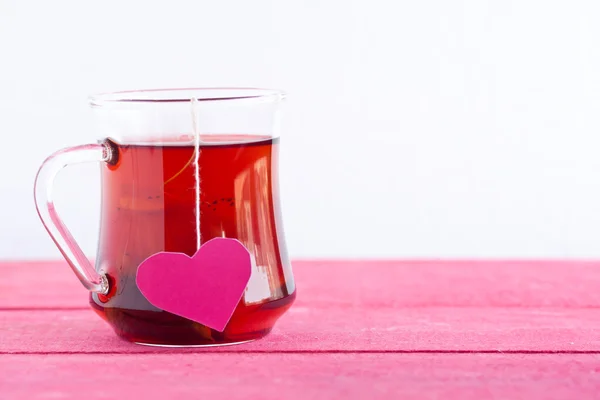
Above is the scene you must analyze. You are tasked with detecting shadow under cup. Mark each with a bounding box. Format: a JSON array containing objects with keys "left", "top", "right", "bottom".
[{"left": 35, "top": 89, "right": 296, "bottom": 346}]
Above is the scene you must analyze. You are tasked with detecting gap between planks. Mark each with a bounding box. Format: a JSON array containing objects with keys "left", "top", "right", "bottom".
[{"left": 4, "top": 350, "right": 600, "bottom": 355}]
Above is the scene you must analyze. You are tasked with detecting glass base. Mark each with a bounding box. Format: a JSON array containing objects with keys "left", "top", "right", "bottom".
[
  {"left": 133, "top": 339, "right": 257, "bottom": 348},
  {"left": 94, "top": 291, "right": 295, "bottom": 347},
  {"left": 90, "top": 292, "right": 296, "bottom": 348},
  {"left": 111, "top": 327, "right": 272, "bottom": 347}
]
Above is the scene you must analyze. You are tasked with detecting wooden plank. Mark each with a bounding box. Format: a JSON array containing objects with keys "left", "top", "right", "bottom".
[
  {"left": 0, "top": 353, "right": 599, "bottom": 400},
  {"left": 297, "top": 260, "right": 600, "bottom": 308},
  {"left": 3, "top": 260, "right": 600, "bottom": 309},
  {"left": 0, "top": 261, "right": 84, "bottom": 308},
  {"left": 2, "top": 307, "right": 600, "bottom": 353}
]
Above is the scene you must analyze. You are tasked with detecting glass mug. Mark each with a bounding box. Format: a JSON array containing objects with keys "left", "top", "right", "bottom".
[{"left": 34, "top": 88, "right": 296, "bottom": 346}]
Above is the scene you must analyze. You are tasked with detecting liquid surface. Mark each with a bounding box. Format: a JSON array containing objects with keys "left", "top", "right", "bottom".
[{"left": 91, "top": 136, "right": 295, "bottom": 345}]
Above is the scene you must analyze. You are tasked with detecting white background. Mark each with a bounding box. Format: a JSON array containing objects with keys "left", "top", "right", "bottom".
[{"left": 2, "top": 0, "right": 600, "bottom": 260}]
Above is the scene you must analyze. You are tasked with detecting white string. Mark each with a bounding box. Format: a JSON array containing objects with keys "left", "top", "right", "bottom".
[{"left": 191, "top": 98, "right": 201, "bottom": 251}]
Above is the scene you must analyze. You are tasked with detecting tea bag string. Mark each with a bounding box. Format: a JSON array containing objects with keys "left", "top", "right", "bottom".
[
  {"left": 161, "top": 100, "right": 202, "bottom": 251},
  {"left": 191, "top": 97, "right": 202, "bottom": 251}
]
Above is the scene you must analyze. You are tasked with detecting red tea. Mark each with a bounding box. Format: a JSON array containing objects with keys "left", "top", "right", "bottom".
[{"left": 90, "top": 136, "right": 295, "bottom": 345}]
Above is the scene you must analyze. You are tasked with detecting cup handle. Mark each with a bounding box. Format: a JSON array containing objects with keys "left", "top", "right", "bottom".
[{"left": 34, "top": 143, "right": 114, "bottom": 294}]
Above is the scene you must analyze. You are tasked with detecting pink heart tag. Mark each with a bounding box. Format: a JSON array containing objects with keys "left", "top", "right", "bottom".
[{"left": 136, "top": 238, "right": 252, "bottom": 332}]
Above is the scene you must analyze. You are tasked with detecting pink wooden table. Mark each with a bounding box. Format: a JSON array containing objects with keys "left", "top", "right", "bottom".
[{"left": 1, "top": 260, "right": 600, "bottom": 399}]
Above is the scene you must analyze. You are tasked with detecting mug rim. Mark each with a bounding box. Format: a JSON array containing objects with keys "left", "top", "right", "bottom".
[{"left": 89, "top": 87, "right": 286, "bottom": 107}]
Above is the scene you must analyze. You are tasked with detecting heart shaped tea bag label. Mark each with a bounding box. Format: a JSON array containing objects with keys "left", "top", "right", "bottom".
[{"left": 136, "top": 238, "right": 252, "bottom": 332}]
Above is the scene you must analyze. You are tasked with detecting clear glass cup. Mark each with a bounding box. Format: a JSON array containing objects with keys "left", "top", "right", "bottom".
[{"left": 34, "top": 88, "right": 296, "bottom": 346}]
